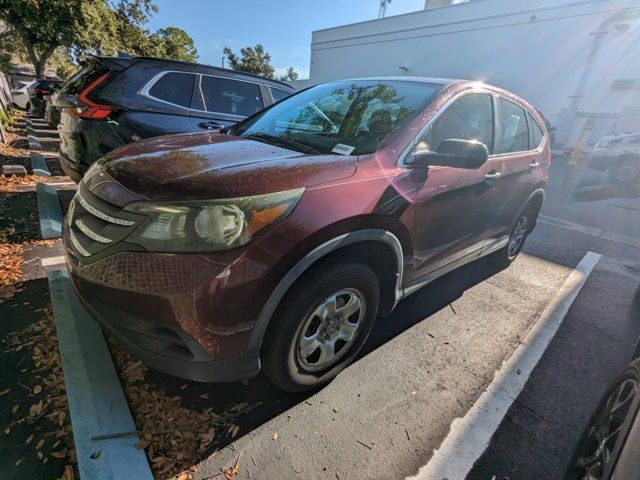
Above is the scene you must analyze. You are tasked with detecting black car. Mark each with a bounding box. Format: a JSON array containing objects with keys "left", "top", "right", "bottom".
[
  {"left": 44, "top": 91, "right": 62, "bottom": 127},
  {"left": 28, "top": 78, "right": 63, "bottom": 114},
  {"left": 56, "top": 55, "right": 296, "bottom": 182}
]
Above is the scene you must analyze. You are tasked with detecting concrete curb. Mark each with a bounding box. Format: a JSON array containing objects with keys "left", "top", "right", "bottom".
[
  {"left": 28, "top": 134, "right": 42, "bottom": 149},
  {"left": 30, "top": 152, "right": 51, "bottom": 176},
  {"left": 36, "top": 182, "right": 63, "bottom": 239},
  {"left": 48, "top": 270, "right": 153, "bottom": 480}
]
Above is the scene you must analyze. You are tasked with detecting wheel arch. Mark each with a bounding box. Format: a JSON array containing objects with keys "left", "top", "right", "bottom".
[
  {"left": 247, "top": 226, "right": 407, "bottom": 357},
  {"left": 522, "top": 187, "right": 545, "bottom": 233}
]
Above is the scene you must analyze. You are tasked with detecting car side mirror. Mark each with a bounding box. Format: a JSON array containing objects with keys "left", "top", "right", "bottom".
[{"left": 407, "top": 139, "right": 488, "bottom": 169}]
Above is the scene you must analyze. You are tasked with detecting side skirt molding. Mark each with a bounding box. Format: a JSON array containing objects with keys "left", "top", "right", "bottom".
[{"left": 399, "top": 235, "right": 509, "bottom": 300}]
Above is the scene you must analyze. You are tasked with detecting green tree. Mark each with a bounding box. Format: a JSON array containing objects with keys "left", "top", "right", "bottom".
[
  {"left": 0, "top": 20, "right": 27, "bottom": 73},
  {"left": 223, "top": 44, "right": 274, "bottom": 78},
  {"left": 148, "top": 27, "right": 198, "bottom": 62},
  {"left": 0, "top": 0, "right": 157, "bottom": 77},
  {"left": 280, "top": 66, "right": 299, "bottom": 82}
]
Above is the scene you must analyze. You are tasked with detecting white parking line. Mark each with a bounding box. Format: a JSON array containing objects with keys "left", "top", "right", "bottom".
[
  {"left": 539, "top": 215, "right": 640, "bottom": 249},
  {"left": 408, "top": 251, "right": 601, "bottom": 480}
]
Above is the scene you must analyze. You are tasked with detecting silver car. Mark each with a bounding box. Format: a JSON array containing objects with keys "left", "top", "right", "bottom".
[{"left": 590, "top": 132, "right": 640, "bottom": 184}]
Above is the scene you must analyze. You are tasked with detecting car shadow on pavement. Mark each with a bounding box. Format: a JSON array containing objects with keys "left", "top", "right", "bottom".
[{"left": 136, "top": 252, "right": 506, "bottom": 460}]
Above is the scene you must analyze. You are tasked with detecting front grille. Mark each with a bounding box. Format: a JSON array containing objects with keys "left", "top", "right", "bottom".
[{"left": 66, "top": 181, "right": 145, "bottom": 260}]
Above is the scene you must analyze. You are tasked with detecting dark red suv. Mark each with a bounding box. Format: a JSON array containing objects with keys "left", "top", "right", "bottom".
[{"left": 64, "top": 78, "right": 549, "bottom": 391}]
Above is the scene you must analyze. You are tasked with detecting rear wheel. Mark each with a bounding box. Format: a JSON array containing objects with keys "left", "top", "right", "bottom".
[
  {"left": 609, "top": 158, "right": 639, "bottom": 184},
  {"left": 262, "top": 260, "right": 379, "bottom": 392},
  {"left": 493, "top": 207, "right": 534, "bottom": 267}
]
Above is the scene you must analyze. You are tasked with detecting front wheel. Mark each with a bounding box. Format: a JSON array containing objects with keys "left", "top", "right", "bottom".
[
  {"left": 262, "top": 260, "right": 380, "bottom": 392},
  {"left": 565, "top": 358, "right": 640, "bottom": 480},
  {"left": 609, "top": 158, "right": 639, "bottom": 185}
]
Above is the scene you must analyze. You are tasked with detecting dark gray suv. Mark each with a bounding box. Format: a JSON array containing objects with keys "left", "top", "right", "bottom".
[{"left": 57, "top": 55, "right": 295, "bottom": 182}]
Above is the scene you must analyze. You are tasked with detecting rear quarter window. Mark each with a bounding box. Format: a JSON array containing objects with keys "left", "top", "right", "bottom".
[
  {"left": 271, "top": 87, "right": 292, "bottom": 103},
  {"left": 147, "top": 72, "right": 195, "bottom": 108},
  {"left": 528, "top": 113, "right": 544, "bottom": 149}
]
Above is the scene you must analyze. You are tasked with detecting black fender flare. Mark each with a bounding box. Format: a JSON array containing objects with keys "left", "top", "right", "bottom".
[{"left": 246, "top": 229, "right": 404, "bottom": 357}]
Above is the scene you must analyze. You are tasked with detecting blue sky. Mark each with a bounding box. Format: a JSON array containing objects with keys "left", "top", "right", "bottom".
[{"left": 146, "top": 0, "right": 426, "bottom": 79}]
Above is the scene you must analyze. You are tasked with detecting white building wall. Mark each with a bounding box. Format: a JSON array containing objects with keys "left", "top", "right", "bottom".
[{"left": 305, "top": 0, "right": 640, "bottom": 150}]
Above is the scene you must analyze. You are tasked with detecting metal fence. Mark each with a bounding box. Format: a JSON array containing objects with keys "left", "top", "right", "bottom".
[
  {"left": 0, "top": 72, "right": 12, "bottom": 143},
  {"left": 0, "top": 72, "right": 12, "bottom": 110}
]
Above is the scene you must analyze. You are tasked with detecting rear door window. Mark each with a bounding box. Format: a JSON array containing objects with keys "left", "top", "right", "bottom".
[
  {"left": 148, "top": 72, "right": 195, "bottom": 108},
  {"left": 198, "top": 76, "right": 263, "bottom": 117},
  {"left": 497, "top": 98, "right": 530, "bottom": 153}
]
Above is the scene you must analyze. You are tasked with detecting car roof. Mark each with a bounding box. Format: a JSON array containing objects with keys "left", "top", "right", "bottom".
[
  {"left": 338, "top": 76, "right": 460, "bottom": 86},
  {"left": 86, "top": 55, "right": 295, "bottom": 90}
]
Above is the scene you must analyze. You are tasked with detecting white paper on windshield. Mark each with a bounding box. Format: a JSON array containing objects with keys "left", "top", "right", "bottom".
[{"left": 331, "top": 143, "right": 356, "bottom": 155}]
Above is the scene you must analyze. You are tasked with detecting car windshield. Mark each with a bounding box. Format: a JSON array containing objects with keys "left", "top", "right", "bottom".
[{"left": 233, "top": 80, "right": 442, "bottom": 155}]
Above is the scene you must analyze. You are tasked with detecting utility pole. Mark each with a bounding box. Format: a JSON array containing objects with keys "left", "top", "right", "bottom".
[{"left": 378, "top": 0, "right": 392, "bottom": 18}]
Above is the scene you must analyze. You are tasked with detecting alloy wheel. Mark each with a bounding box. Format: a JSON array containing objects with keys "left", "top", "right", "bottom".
[
  {"left": 508, "top": 214, "right": 528, "bottom": 258},
  {"left": 296, "top": 288, "right": 366, "bottom": 372},
  {"left": 615, "top": 164, "right": 637, "bottom": 182},
  {"left": 577, "top": 378, "right": 638, "bottom": 479}
]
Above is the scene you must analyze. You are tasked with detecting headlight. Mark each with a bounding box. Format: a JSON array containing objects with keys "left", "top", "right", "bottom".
[
  {"left": 123, "top": 188, "right": 304, "bottom": 252},
  {"left": 597, "top": 139, "right": 620, "bottom": 149}
]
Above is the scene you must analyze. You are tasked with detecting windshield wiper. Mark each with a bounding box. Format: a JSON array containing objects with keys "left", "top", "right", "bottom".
[{"left": 245, "top": 133, "right": 321, "bottom": 155}]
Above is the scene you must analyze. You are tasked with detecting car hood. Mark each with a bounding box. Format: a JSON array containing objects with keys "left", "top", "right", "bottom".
[
  {"left": 596, "top": 132, "right": 639, "bottom": 145},
  {"left": 101, "top": 132, "right": 358, "bottom": 201}
]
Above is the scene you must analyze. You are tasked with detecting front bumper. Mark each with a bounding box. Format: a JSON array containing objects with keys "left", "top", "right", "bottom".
[
  {"left": 62, "top": 180, "right": 275, "bottom": 383},
  {"left": 72, "top": 281, "right": 261, "bottom": 382}
]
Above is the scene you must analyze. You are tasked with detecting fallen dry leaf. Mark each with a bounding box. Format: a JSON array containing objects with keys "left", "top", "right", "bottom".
[
  {"left": 59, "top": 464, "right": 74, "bottom": 480},
  {"left": 273, "top": 432, "right": 279, "bottom": 441},
  {"left": 0, "top": 388, "right": 10, "bottom": 396},
  {"left": 34, "top": 385, "right": 42, "bottom": 394}
]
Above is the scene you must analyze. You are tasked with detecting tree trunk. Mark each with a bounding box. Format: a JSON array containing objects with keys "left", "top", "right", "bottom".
[{"left": 15, "top": 29, "right": 56, "bottom": 78}]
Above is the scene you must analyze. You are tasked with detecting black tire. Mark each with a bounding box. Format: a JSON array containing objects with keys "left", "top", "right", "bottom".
[
  {"left": 565, "top": 358, "right": 640, "bottom": 480},
  {"left": 609, "top": 158, "right": 639, "bottom": 185},
  {"left": 493, "top": 205, "right": 535, "bottom": 268},
  {"left": 262, "top": 260, "right": 380, "bottom": 392}
]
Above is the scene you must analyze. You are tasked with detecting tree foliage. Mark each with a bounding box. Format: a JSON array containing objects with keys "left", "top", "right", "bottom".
[
  {"left": 0, "top": 0, "right": 198, "bottom": 78},
  {"left": 280, "top": 67, "right": 299, "bottom": 82},
  {"left": 223, "top": 44, "right": 274, "bottom": 79},
  {"left": 148, "top": 27, "right": 198, "bottom": 62}
]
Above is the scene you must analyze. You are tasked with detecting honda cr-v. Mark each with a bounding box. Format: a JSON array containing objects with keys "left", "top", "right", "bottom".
[{"left": 64, "top": 78, "right": 549, "bottom": 392}]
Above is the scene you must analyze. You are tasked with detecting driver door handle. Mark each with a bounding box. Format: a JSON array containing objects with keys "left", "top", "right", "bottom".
[
  {"left": 529, "top": 161, "right": 541, "bottom": 172},
  {"left": 198, "top": 121, "right": 224, "bottom": 130},
  {"left": 485, "top": 170, "right": 502, "bottom": 185}
]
